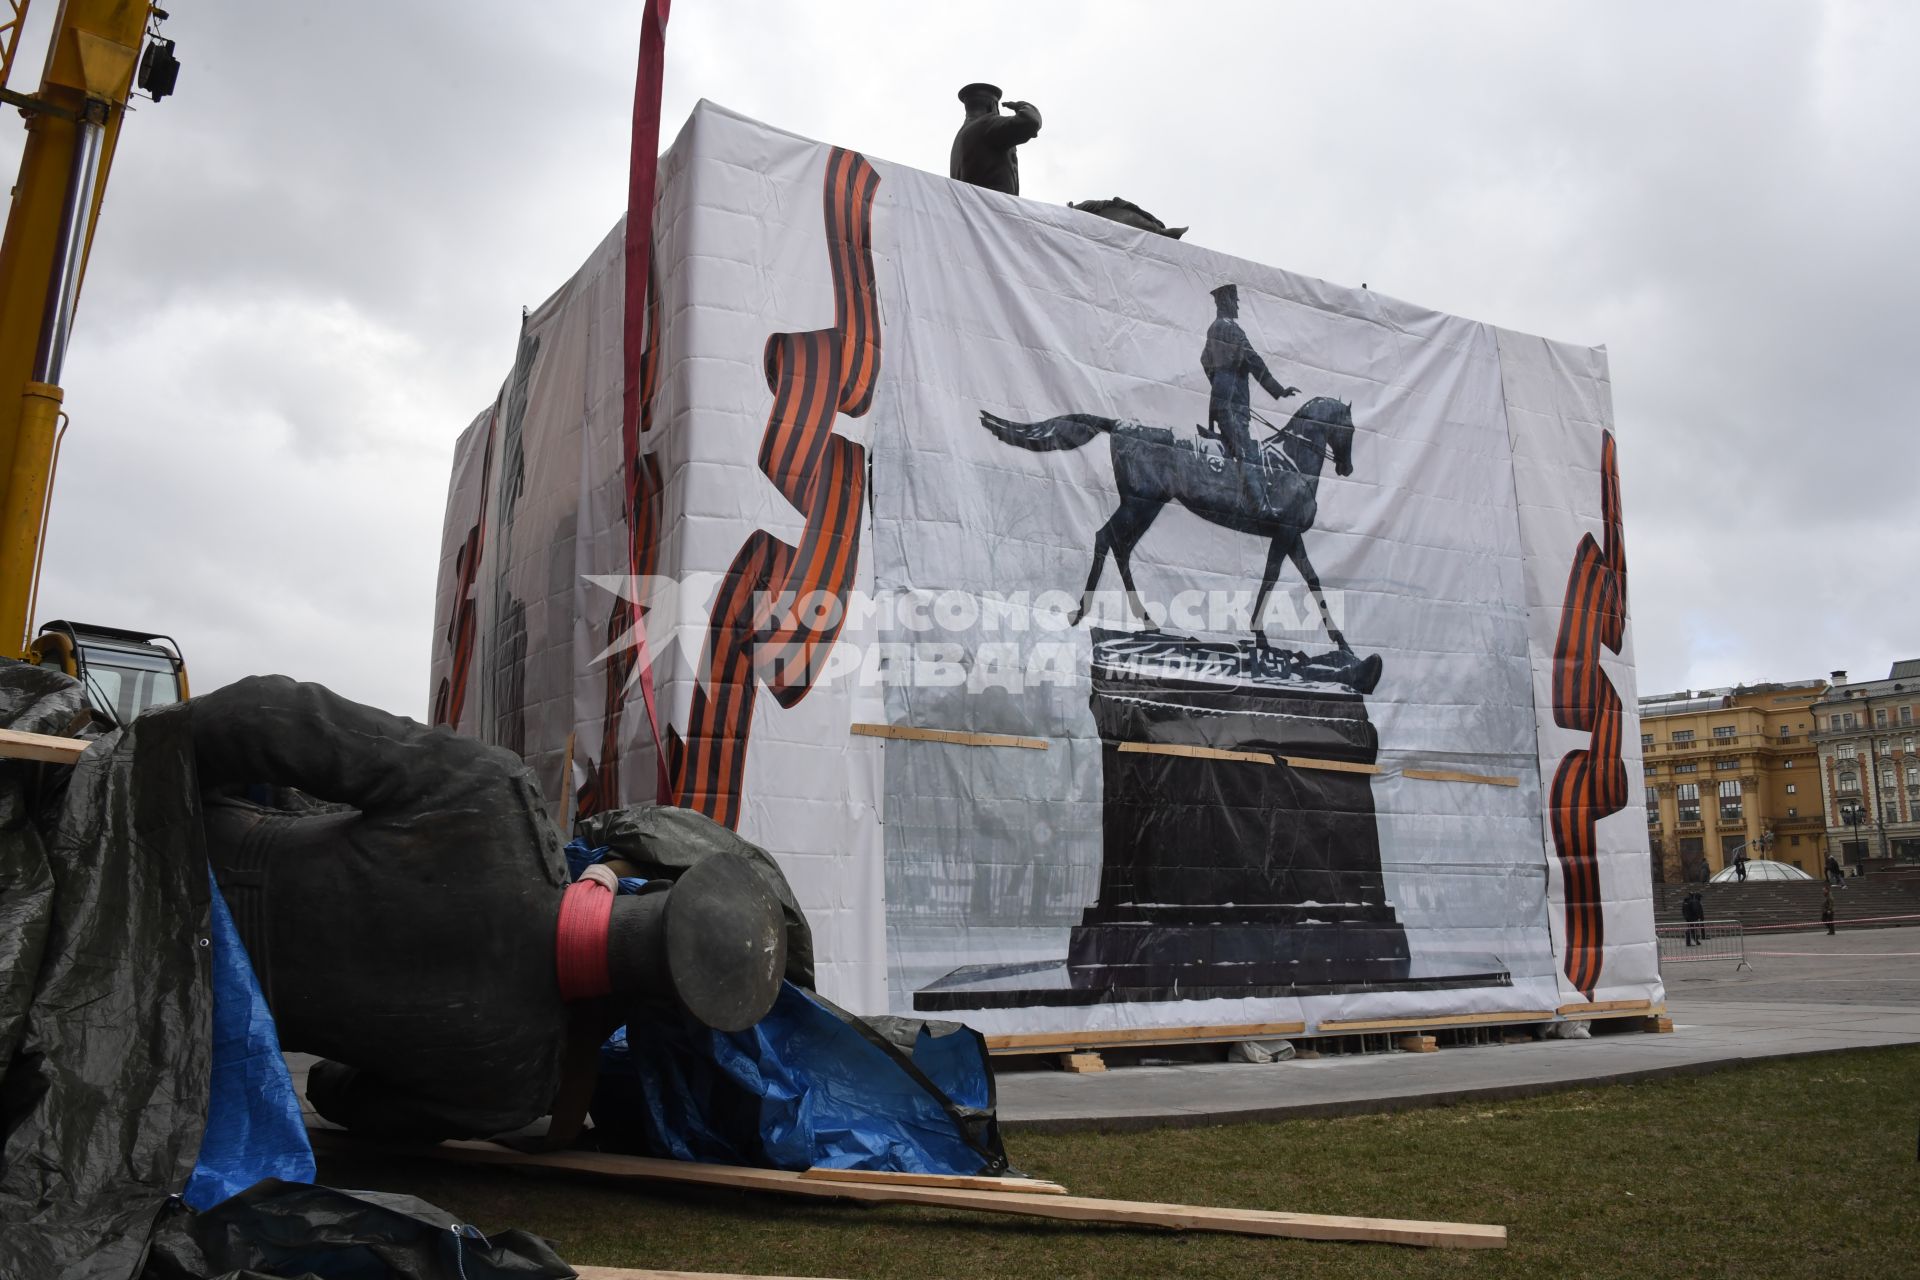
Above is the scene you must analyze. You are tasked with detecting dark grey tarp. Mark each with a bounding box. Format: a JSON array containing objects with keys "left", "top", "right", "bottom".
[
  {"left": 0, "top": 671, "right": 574, "bottom": 1279},
  {"left": 0, "top": 667, "right": 213, "bottom": 1280}
]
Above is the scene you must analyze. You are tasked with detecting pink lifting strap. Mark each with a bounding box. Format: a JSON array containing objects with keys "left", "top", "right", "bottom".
[{"left": 554, "top": 879, "right": 614, "bottom": 1000}]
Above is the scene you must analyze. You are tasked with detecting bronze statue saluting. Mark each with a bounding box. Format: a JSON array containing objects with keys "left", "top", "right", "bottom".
[{"left": 950, "top": 82, "right": 1041, "bottom": 196}]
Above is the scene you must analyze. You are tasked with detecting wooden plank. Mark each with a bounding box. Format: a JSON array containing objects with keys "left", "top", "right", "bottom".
[
  {"left": 1396, "top": 1034, "right": 1438, "bottom": 1054},
  {"left": 1317, "top": 1010, "right": 1554, "bottom": 1034},
  {"left": 1555, "top": 999, "right": 1653, "bottom": 1018},
  {"left": 1059, "top": 1051, "right": 1106, "bottom": 1074},
  {"left": 800, "top": 1166, "right": 1067, "bottom": 1196},
  {"left": 1118, "top": 741, "right": 1274, "bottom": 765},
  {"left": 556, "top": 730, "right": 576, "bottom": 829},
  {"left": 1113, "top": 742, "right": 1379, "bottom": 774},
  {"left": 0, "top": 726, "right": 88, "bottom": 765},
  {"left": 341, "top": 1137, "right": 1504, "bottom": 1250},
  {"left": 851, "top": 723, "right": 1048, "bottom": 751},
  {"left": 1558, "top": 1002, "right": 1664, "bottom": 1022},
  {"left": 574, "top": 1270, "right": 848, "bottom": 1280},
  {"left": 985, "top": 1020, "right": 1307, "bottom": 1054},
  {"left": 1642, "top": 1015, "right": 1675, "bottom": 1034},
  {"left": 1401, "top": 768, "right": 1520, "bottom": 788},
  {"left": 1281, "top": 754, "right": 1381, "bottom": 775}
]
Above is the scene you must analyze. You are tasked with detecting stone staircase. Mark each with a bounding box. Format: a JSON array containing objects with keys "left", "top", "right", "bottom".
[{"left": 1654, "top": 879, "right": 1920, "bottom": 933}]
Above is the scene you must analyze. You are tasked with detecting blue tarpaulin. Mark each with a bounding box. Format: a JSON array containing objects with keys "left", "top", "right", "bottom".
[
  {"left": 566, "top": 840, "right": 1000, "bottom": 1175},
  {"left": 181, "top": 872, "right": 315, "bottom": 1210}
]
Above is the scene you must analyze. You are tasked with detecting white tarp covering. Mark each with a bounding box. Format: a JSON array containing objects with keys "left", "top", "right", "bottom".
[{"left": 431, "top": 101, "right": 1661, "bottom": 1031}]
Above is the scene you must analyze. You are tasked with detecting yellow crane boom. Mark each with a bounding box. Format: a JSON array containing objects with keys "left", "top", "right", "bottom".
[{"left": 0, "top": 0, "right": 176, "bottom": 661}]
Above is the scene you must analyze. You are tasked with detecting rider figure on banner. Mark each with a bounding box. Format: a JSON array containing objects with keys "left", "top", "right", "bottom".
[{"left": 1200, "top": 283, "right": 1298, "bottom": 508}]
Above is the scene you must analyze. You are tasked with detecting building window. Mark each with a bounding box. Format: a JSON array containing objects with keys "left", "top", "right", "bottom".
[
  {"left": 1673, "top": 730, "right": 1695, "bottom": 743},
  {"left": 1839, "top": 773, "right": 1859, "bottom": 793},
  {"left": 1884, "top": 769, "right": 1898, "bottom": 790},
  {"left": 1906, "top": 737, "right": 1916, "bottom": 755},
  {"left": 1902, "top": 705, "right": 1914, "bottom": 726},
  {"left": 1786, "top": 783, "right": 1797, "bottom": 794},
  {"left": 1876, "top": 709, "right": 1889, "bottom": 728},
  {"left": 1791, "top": 835, "right": 1801, "bottom": 846},
  {"left": 1779, "top": 726, "right": 1791, "bottom": 739},
  {"left": 1677, "top": 783, "right": 1700, "bottom": 824},
  {"left": 1641, "top": 732, "right": 1653, "bottom": 746},
  {"left": 1907, "top": 765, "right": 1919, "bottom": 787},
  {"left": 1783, "top": 759, "right": 1794, "bottom": 768},
  {"left": 1719, "top": 779, "right": 1742, "bottom": 822},
  {"left": 1675, "top": 762, "right": 1698, "bottom": 774},
  {"left": 1646, "top": 799, "right": 1659, "bottom": 826},
  {"left": 1838, "top": 743, "right": 1856, "bottom": 760},
  {"left": 1787, "top": 808, "right": 1798, "bottom": 818},
  {"left": 1713, "top": 725, "right": 1736, "bottom": 739},
  {"left": 1716, "top": 758, "right": 1737, "bottom": 770}
]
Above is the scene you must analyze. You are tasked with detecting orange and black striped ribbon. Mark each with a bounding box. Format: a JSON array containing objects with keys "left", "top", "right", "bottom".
[
  {"left": 672, "top": 148, "right": 883, "bottom": 829},
  {"left": 431, "top": 407, "right": 497, "bottom": 730},
  {"left": 1547, "top": 430, "right": 1628, "bottom": 997}
]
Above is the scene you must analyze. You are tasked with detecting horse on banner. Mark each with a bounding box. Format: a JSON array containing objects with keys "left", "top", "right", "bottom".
[{"left": 978, "top": 396, "right": 1374, "bottom": 690}]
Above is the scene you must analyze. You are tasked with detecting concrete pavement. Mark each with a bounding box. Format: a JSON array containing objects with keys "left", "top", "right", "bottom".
[{"left": 995, "top": 927, "right": 1920, "bottom": 1130}]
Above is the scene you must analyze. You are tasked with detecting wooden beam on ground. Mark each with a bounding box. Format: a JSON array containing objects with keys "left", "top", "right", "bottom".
[
  {"left": 799, "top": 1166, "right": 1067, "bottom": 1196},
  {"left": 1059, "top": 1051, "right": 1107, "bottom": 1074},
  {"left": 984, "top": 1021, "right": 1307, "bottom": 1056},
  {"left": 851, "top": 723, "right": 1048, "bottom": 751},
  {"left": 1316, "top": 1010, "right": 1554, "bottom": 1034},
  {"left": 316, "top": 1135, "right": 1504, "bottom": 1250},
  {"left": 1396, "top": 1034, "right": 1438, "bottom": 1054},
  {"left": 0, "top": 726, "right": 87, "bottom": 765},
  {"left": 572, "top": 1270, "right": 837, "bottom": 1280},
  {"left": 1642, "top": 1015, "right": 1674, "bottom": 1034}
]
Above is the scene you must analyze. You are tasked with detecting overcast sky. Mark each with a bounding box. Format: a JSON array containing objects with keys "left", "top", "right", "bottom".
[{"left": 6, "top": 1, "right": 1915, "bottom": 717}]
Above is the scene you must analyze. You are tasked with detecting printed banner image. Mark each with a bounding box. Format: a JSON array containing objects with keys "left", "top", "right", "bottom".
[{"left": 431, "top": 102, "right": 1661, "bottom": 1035}]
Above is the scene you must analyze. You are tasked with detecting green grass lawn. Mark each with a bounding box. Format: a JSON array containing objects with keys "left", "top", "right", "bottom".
[{"left": 316, "top": 1046, "right": 1920, "bottom": 1280}]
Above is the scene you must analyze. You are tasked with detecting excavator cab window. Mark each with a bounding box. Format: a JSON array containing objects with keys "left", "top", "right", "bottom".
[{"left": 76, "top": 643, "right": 182, "bottom": 724}]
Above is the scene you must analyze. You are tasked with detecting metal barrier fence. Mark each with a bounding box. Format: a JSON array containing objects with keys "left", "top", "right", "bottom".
[{"left": 1656, "top": 919, "right": 1752, "bottom": 970}]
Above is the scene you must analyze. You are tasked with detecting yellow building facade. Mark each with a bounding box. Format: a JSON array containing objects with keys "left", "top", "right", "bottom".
[{"left": 1640, "top": 680, "right": 1828, "bottom": 883}]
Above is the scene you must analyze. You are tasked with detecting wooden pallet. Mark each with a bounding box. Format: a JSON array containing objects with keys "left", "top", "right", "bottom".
[
  {"left": 985, "top": 1000, "right": 1677, "bottom": 1061},
  {"left": 985, "top": 1021, "right": 1308, "bottom": 1057}
]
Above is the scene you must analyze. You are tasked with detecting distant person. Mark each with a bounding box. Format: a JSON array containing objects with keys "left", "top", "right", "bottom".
[
  {"left": 1735, "top": 849, "right": 1749, "bottom": 882},
  {"left": 1822, "top": 886, "right": 1837, "bottom": 936},
  {"left": 1682, "top": 890, "right": 1704, "bottom": 946},
  {"left": 1827, "top": 853, "right": 1845, "bottom": 888}
]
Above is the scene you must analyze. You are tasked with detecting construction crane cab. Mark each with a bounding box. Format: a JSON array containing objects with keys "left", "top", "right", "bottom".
[{"left": 31, "top": 619, "right": 185, "bottom": 725}]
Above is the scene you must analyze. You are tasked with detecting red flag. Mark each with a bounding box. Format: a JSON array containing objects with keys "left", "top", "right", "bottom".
[
  {"left": 623, "top": 0, "right": 671, "bottom": 801},
  {"left": 624, "top": 0, "right": 670, "bottom": 446}
]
